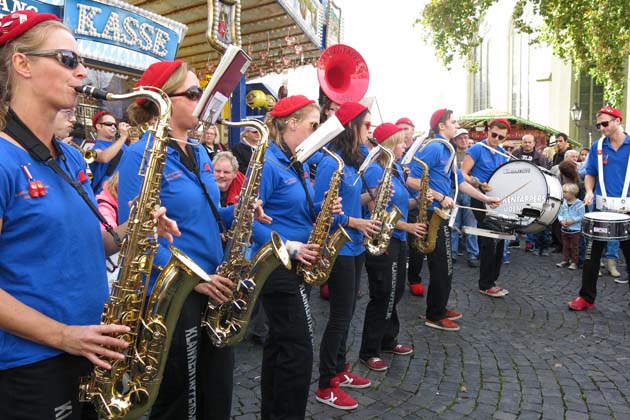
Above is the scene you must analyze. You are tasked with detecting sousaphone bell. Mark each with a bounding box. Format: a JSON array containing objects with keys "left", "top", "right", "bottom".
[{"left": 317, "top": 44, "right": 369, "bottom": 104}]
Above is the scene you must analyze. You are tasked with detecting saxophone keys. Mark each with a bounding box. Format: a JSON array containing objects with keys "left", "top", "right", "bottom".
[
  {"left": 231, "top": 298, "right": 247, "bottom": 313},
  {"left": 238, "top": 279, "right": 255, "bottom": 293}
]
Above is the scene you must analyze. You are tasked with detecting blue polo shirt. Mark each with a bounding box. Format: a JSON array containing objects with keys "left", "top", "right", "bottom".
[
  {"left": 585, "top": 134, "right": 630, "bottom": 197},
  {"left": 0, "top": 138, "right": 108, "bottom": 370},
  {"left": 90, "top": 139, "right": 128, "bottom": 193},
  {"left": 408, "top": 139, "right": 463, "bottom": 211},
  {"left": 466, "top": 140, "right": 508, "bottom": 183},
  {"left": 252, "top": 143, "right": 317, "bottom": 252},
  {"left": 118, "top": 134, "right": 233, "bottom": 294},
  {"left": 364, "top": 162, "right": 409, "bottom": 241},
  {"left": 314, "top": 151, "right": 365, "bottom": 256}
]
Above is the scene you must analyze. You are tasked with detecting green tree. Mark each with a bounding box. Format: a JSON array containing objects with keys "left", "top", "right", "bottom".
[{"left": 418, "top": 0, "right": 630, "bottom": 104}]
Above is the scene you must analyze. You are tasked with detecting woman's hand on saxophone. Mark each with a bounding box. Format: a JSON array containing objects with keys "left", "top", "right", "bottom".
[
  {"left": 332, "top": 197, "right": 344, "bottom": 215},
  {"left": 404, "top": 222, "right": 428, "bottom": 239},
  {"left": 286, "top": 241, "right": 320, "bottom": 265},
  {"left": 195, "top": 275, "right": 233, "bottom": 304},
  {"left": 349, "top": 217, "right": 382, "bottom": 239},
  {"left": 153, "top": 206, "right": 181, "bottom": 242},
  {"left": 59, "top": 324, "right": 131, "bottom": 370},
  {"left": 254, "top": 199, "right": 272, "bottom": 224}
]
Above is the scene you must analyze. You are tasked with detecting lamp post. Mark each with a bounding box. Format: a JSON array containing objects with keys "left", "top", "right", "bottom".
[{"left": 571, "top": 103, "right": 593, "bottom": 146}]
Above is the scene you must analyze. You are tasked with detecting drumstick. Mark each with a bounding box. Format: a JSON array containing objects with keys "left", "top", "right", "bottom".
[
  {"left": 456, "top": 204, "right": 493, "bottom": 213},
  {"left": 499, "top": 181, "right": 531, "bottom": 202},
  {"left": 478, "top": 141, "right": 515, "bottom": 160}
]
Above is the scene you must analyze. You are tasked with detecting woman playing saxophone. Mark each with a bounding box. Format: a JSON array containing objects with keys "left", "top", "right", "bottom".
[
  {"left": 250, "top": 95, "right": 341, "bottom": 420},
  {"left": 117, "top": 60, "right": 234, "bottom": 420},
  {"left": 0, "top": 12, "right": 177, "bottom": 420},
  {"left": 358, "top": 123, "right": 428, "bottom": 371}
]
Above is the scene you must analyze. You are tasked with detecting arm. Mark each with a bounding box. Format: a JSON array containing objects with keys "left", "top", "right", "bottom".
[
  {"left": 584, "top": 174, "right": 596, "bottom": 205},
  {"left": 460, "top": 154, "right": 478, "bottom": 186},
  {"left": 94, "top": 124, "right": 129, "bottom": 163},
  {"left": 459, "top": 180, "right": 500, "bottom": 207}
]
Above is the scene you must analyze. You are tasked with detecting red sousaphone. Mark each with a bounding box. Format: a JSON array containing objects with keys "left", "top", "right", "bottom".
[{"left": 317, "top": 44, "right": 369, "bottom": 104}]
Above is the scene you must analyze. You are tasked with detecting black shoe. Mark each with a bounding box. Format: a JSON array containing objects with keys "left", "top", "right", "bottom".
[
  {"left": 468, "top": 259, "right": 480, "bottom": 267},
  {"left": 552, "top": 247, "right": 562, "bottom": 253}
]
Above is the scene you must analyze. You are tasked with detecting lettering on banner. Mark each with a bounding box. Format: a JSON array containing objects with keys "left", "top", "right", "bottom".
[
  {"left": 76, "top": 4, "right": 170, "bottom": 57},
  {"left": 0, "top": 1, "right": 39, "bottom": 13}
]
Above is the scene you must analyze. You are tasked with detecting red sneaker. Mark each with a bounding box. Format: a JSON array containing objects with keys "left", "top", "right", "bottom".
[
  {"left": 479, "top": 287, "right": 508, "bottom": 298},
  {"left": 409, "top": 283, "right": 425, "bottom": 296},
  {"left": 315, "top": 377, "right": 358, "bottom": 410},
  {"left": 383, "top": 344, "right": 414, "bottom": 356},
  {"left": 360, "top": 357, "right": 388, "bottom": 372},
  {"left": 568, "top": 296, "right": 594, "bottom": 311},
  {"left": 320, "top": 284, "right": 329, "bottom": 300},
  {"left": 445, "top": 309, "right": 462, "bottom": 320},
  {"left": 336, "top": 364, "right": 371, "bottom": 388},
  {"left": 425, "top": 318, "right": 460, "bottom": 331}
]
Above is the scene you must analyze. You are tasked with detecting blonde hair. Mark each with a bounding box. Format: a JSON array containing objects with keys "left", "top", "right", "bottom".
[
  {"left": 213, "top": 151, "right": 238, "bottom": 172},
  {"left": 126, "top": 62, "right": 189, "bottom": 127},
  {"left": 376, "top": 131, "right": 404, "bottom": 167},
  {"left": 0, "top": 20, "right": 71, "bottom": 129},
  {"left": 562, "top": 183, "right": 579, "bottom": 197},
  {"left": 104, "top": 171, "right": 120, "bottom": 201},
  {"left": 265, "top": 103, "right": 320, "bottom": 146}
]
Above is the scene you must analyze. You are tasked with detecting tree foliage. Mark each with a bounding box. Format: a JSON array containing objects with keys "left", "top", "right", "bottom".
[{"left": 418, "top": 0, "right": 630, "bottom": 104}]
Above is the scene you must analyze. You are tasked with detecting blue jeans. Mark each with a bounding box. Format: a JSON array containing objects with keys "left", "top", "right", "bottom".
[
  {"left": 451, "top": 192, "right": 479, "bottom": 260},
  {"left": 605, "top": 240, "right": 620, "bottom": 260}
]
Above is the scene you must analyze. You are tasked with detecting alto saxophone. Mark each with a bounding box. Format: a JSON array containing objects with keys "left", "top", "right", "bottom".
[
  {"left": 364, "top": 146, "right": 403, "bottom": 256},
  {"left": 76, "top": 86, "right": 210, "bottom": 420},
  {"left": 296, "top": 148, "right": 351, "bottom": 286},
  {"left": 202, "top": 119, "right": 291, "bottom": 347},
  {"left": 411, "top": 138, "right": 456, "bottom": 253}
]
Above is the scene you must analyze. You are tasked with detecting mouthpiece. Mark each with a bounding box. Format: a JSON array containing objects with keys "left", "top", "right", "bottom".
[{"left": 75, "top": 85, "right": 112, "bottom": 101}]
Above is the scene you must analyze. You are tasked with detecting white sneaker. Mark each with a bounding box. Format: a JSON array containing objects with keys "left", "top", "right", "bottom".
[
  {"left": 607, "top": 259, "right": 621, "bottom": 278},
  {"left": 614, "top": 277, "right": 628, "bottom": 284}
]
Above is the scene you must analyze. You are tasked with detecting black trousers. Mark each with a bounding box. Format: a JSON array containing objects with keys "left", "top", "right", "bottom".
[
  {"left": 0, "top": 353, "right": 92, "bottom": 420},
  {"left": 407, "top": 208, "right": 424, "bottom": 284},
  {"left": 472, "top": 197, "right": 505, "bottom": 290},
  {"left": 261, "top": 265, "right": 313, "bottom": 420},
  {"left": 425, "top": 215, "right": 453, "bottom": 321},
  {"left": 318, "top": 254, "right": 364, "bottom": 388},
  {"left": 149, "top": 292, "right": 234, "bottom": 420},
  {"left": 580, "top": 238, "right": 630, "bottom": 304},
  {"left": 360, "top": 239, "right": 407, "bottom": 359}
]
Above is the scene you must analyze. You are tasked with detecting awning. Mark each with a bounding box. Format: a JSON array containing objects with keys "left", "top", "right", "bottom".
[
  {"left": 458, "top": 108, "right": 580, "bottom": 147},
  {"left": 126, "top": 0, "right": 325, "bottom": 78}
]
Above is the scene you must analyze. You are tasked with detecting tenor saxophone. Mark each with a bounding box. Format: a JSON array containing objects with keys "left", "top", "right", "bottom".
[
  {"left": 202, "top": 119, "right": 291, "bottom": 347},
  {"left": 75, "top": 86, "right": 210, "bottom": 420},
  {"left": 411, "top": 139, "right": 455, "bottom": 253},
  {"left": 364, "top": 146, "right": 403, "bottom": 256},
  {"left": 296, "top": 148, "right": 351, "bottom": 287}
]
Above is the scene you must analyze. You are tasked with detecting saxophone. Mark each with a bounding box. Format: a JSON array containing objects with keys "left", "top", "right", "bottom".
[
  {"left": 364, "top": 146, "right": 403, "bottom": 256},
  {"left": 411, "top": 139, "right": 455, "bottom": 254},
  {"left": 296, "top": 148, "right": 351, "bottom": 286},
  {"left": 75, "top": 86, "right": 210, "bottom": 420},
  {"left": 202, "top": 119, "right": 291, "bottom": 347}
]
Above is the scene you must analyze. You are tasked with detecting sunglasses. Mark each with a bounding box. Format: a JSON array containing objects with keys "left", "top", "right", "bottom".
[
  {"left": 364, "top": 122, "right": 371, "bottom": 130},
  {"left": 169, "top": 86, "right": 203, "bottom": 101},
  {"left": 504, "top": 147, "right": 514, "bottom": 151},
  {"left": 99, "top": 122, "right": 116, "bottom": 127},
  {"left": 308, "top": 121, "right": 320, "bottom": 130},
  {"left": 26, "top": 49, "right": 84, "bottom": 69},
  {"left": 490, "top": 132, "right": 506, "bottom": 141},
  {"left": 595, "top": 119, "right": 616, "bottom": 129}
]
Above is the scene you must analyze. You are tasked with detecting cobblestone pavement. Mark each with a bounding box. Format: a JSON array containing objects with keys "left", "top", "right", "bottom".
[{"left": 231, "top": 245, "right": 630, "bottom": 419}]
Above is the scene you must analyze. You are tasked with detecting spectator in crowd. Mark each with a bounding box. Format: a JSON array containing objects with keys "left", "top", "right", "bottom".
[
  {"left": 213, "top": 151, "right": 245, "bottom": 207},
  {"left": 232, "top": 126, "right": 260, "bottom": 174},
  {"left": 556, "top": 183, "right": 584, "bottom": 270}
]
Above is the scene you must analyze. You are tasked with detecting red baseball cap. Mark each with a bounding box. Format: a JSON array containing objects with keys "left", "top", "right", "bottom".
[
  {"left": 395, "top": 117, "right": 414, "bottom": 127},
  {"left": 488, "top": 118, "right": 512, "bottom": 132},
  {"left": 91, "top": 111, "right": 112, "bottom": 127},
  {"left": 430, "top": 108, "right": 448, "bottom": 130},
  {"left": 335, "top": 102, "right": 368, "bottom": 126},
  {"left": 135, "top": 60, "right": 184, "bottom": 105},
  {"left": 597, "top": 106, "right": 623, "bottom": 122}
]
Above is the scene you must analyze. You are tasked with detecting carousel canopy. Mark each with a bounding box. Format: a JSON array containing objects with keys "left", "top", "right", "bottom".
[{"left": 127, "top": 0, "right": 327, "bottom": 79}]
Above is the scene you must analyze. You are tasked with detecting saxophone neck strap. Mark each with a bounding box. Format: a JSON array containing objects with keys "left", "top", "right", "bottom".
[
  {"left": 169, "top": 138, "right": 226, "bottom": 234},
  {"left": 280, "top": 139, "right": 316, "bottom": 221},
  {"left": 5, "top": 108, "right": 120, "bottom": 246}
]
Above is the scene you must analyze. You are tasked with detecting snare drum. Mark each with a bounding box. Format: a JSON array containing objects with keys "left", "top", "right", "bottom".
[
  {"left": 581, "top": 212, "right": 630, "bottom": 241},
  {"left": 485, "top": 160, "right": 562, "bottom": 233}
]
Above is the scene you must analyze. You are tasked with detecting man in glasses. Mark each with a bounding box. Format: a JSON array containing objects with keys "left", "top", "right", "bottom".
[
  {"left": 232, "top": 125, "right": 261, "bottom": 175},
  {"left": 89, "top": 110, "right": 130, "bottom": 193},
  {"left": 569, "top": 106, "right": 630, "bottom": 311},
  {"left": 461, "top": 119, "right": 511, "bottom": 298}
]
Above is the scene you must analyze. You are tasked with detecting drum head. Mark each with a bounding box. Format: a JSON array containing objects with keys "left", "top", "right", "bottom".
[
  {"left": 486, "top": 161, "right": 549, "bottom": 226},
  {"left": 585, "top": 211, "right": 630, "bottom": 221}
]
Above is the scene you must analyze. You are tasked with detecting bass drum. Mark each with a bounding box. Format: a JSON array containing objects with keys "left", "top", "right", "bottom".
[{"left": 485, "top": 160, "right": 562, "bottom": 233}]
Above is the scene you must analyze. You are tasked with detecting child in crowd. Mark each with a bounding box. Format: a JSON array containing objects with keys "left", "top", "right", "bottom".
[{"left": 556, "top": 183, "right": 584, "bottom": 270}]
